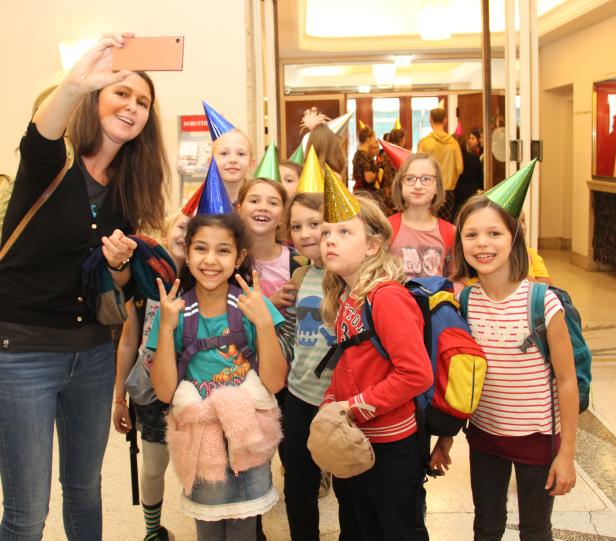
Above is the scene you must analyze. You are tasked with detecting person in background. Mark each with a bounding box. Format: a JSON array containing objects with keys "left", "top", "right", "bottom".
[
  {"left": 211, "top": 128, "right": 255, "bottom": 206},
  {"left": 280, "top": 160, "right": 303, "bottom": 199},
  {"left": 453, "top": 130, "right": 484, "bottom": 219},
  {"left": 417, "top": 108, "right": 463, "bottom": 223},
  {"left": 380, "top": 129, "right": 407, "bottom": 216},
  {"left": 352, "top": 127, "right": 379, "bottom": 193},
  {"left": 305, "top": 124, "right": 347, "bottom": 183}
]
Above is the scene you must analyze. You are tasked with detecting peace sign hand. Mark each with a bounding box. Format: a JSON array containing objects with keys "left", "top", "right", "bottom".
[
  {"left": 157, "top": 278, "right": 184, "bottom": 332},
  {"left": 235, "top": 270, "right": 274, "bottom": 329}
]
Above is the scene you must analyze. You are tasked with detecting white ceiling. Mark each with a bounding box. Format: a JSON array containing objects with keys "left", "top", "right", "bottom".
[{"left": 277, "top": 0, "right": 616, "bottom": 92}]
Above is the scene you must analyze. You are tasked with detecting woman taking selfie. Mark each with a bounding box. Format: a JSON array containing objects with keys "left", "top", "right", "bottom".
[{"left": 0, "top": 33, "right": 169, "bottom": 540}]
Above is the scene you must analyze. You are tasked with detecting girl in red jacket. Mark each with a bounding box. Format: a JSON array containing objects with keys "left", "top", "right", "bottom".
[{"left": 320, "top": 191, "right": 434, "bottom": 541}]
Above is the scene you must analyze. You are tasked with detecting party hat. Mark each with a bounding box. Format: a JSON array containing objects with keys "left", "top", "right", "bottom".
[
  {"left": 379, "top": 139, "right": 411, "bottom": 170},
  {"left": 202, "top": 101, "right": 235, "bottom": 140},
  {"left": 394, "top": 118, "right": 402, "bottom": 130},
  {"left": 327, "top": 111, "right": 354, "bottom": 137},
  {"left": 296, "top": 146, "right": 324, "bottom": 193},
  {"left": 323, "top": 163, "right": 361, "bottom": 223},
  {"left": 253, "top": 142, "right": 281, "bottom": 182},
  {"left": 198, "top": 159, "right": 234, "bottom": 215},
  {"left": 358, "top": 119, "right": 367, "bottom": 130},
  {"left": 301, "top": 111, "right": 354, "bottom": 151},
  {"left": 485, "top": 159, "right": 537, "bottom": 218},
  {"left": 182, "top": 182, "right": 205, "bottom": 217},
  {"left": 289, "top": 143, "right": 304, "bottom": 165}
]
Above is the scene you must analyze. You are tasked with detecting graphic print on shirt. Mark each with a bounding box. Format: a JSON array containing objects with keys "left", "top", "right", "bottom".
[
  {"left": 339, "top": 303, "right": 365, "bottom": 342},
  {"left": 401, "top": 245, "right": 443, "bottom": 277},
  {"left": 190, "top": 327, "right": 251, "bottom": 399},
  {"left": 296, "top": 295, "right": 336, "bottom": 347}
]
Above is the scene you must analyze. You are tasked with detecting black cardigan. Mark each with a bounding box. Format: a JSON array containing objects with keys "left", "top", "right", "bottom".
[{"left": 0, "top": 123, "right": 133, "bottom": 339}]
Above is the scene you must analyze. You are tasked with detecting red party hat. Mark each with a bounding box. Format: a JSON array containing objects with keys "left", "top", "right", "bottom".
[
  {"left": 182, "top": 182, "right": 205, "bottom": 217},
  {"left": 379, "top": 139, "right": 411, "bottom": 170}
]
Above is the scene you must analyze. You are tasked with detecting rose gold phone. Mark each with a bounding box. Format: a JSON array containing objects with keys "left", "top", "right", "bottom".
[{"left": 111, "top": 36, "right": 184, "bottom": 71}]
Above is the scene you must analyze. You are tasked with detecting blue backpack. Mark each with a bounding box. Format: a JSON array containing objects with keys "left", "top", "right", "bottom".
[{"left": 459, "top": 281, "right": 592, "bottom": 413}]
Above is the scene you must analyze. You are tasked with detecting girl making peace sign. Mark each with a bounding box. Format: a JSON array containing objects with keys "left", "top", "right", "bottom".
[{"left": 148, "top": 213, "right": 287, "bottom": 541}]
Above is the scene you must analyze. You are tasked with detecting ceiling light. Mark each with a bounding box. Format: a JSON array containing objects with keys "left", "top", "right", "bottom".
[
  {"left": 372, "top": 64, "right": 396, "bottom": 86},
  {"left": 358, "top": 85, "right": 371, "bottom": 93},
  {"left": 394, "top": 55, "right": 413, "bottom": 68}
]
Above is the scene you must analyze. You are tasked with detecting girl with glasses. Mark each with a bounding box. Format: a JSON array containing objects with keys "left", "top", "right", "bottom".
[{"left": 388, "top": 153, "right": 456, "bottom": 280}]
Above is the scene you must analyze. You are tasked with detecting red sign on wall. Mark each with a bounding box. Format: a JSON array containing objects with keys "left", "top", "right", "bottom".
[{"left": 180, "top": 115, "right": 209, "bottom": 132}]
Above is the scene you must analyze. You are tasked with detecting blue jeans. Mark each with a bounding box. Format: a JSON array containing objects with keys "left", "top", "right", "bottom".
[{"left": 0, "top": 342, "right": 115, "bottom": 540}]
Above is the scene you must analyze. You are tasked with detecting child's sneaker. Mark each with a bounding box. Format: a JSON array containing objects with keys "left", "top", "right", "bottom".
[
  {"left": 144, "top": 526, "right": 174, "bottom": 541},
  {"left": 318, "top": 471, "right": 332, "bottom": 498}
]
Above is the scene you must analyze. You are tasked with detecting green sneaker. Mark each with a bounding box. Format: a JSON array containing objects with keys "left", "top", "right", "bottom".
[{"left": 144, "top": 526, "right": 174, "bottom": 541}]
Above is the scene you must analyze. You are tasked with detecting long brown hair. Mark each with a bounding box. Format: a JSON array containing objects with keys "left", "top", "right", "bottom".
[
  {"left": 306, "top": 124, "right": 347, "bottom": 176},
  {"left": 67, "top": 72, "right": 169, "bottom": 232}
]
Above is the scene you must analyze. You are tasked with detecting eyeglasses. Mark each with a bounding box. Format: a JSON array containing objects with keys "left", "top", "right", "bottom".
[{"left": 402, "top": 174, "right": 436, "bottom": 186}]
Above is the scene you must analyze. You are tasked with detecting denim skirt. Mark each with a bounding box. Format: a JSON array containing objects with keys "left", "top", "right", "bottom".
[{"left": 181, "top": 460, "right": 278, "bottom": 521}]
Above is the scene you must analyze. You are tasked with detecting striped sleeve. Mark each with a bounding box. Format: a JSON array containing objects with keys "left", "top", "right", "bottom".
[{"left": 544, "top": 289, "right": 563, "bottom": 329}]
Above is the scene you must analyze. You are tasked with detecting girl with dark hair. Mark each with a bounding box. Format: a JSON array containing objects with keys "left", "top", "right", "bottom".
[
  {"left": 149, "top": 213, "right": 287, "bottom": 541},
  {"left": 0, "top": 33, "right": 169, "bottom": 540}
]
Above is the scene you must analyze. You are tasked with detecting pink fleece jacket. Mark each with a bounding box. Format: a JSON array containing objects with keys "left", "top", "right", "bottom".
[{"left": 166, "top": 384, "right": 282, "bottom": 495}]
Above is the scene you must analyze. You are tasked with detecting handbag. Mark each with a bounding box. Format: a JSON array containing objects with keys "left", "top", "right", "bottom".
[{"left": 0, "top": 137, "right": 74, "bottom": 262}]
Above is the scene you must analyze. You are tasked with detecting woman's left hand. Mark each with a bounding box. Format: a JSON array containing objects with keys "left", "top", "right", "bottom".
[
  {"left": 546, "top": 452, "right": 576, "bottom": 496},
  {"left": 102, "top": 229, "right": 137, "bottom": 269},
  {"left": 235, "top": 270, "right": 274, "bottom": 328}
]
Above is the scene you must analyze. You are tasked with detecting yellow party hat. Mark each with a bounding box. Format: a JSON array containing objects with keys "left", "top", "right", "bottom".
[
  {"left": 297, "top": 146, "right": 324, "bottom": 193},
  {"left": 358, "top": 119, "right": 367, "bottom": 130},
  {"left": 394, "top": 118, "right": 402, "bottom": 130},
  {"left": 323, "top": 164, "right": 361, "bottom": 223}
]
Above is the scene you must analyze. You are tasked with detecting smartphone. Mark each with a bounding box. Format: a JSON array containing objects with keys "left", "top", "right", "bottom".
[{"left": 111, "top": 36, "right": 184, "bottom": 71}]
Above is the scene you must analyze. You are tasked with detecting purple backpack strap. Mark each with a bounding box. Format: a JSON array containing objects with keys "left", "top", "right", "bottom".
[{"left": 176, "top": 285, "right": 257, "bottom": 383}]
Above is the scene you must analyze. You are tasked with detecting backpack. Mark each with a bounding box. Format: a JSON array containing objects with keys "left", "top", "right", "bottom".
[
  {"left": 462, "top": 281, "right": 591, "bottom": 414},
  {"left": 177, "top": 285, "right": 257, "bottom": 383},
  {"left": 388, "top": 213, "right": 455, "bottom": 269},
  {"left": 316, "top": 276, "right": 487, "bottom": 438}
]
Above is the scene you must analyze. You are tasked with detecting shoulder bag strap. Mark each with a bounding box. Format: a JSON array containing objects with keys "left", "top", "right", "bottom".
[{"left": 0, "top": 137, "right": 74, "bottom": 262}]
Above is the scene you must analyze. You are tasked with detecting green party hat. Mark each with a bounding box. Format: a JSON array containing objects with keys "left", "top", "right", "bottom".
[
  {"left": 253, "top": 142, "right": 281, "bottom": 182},
  {"left": 323, "top": 163, "right": 361, "bottom": 223},
  {"left": 289, "top": 143, "right": 304, "bottom": 166},
  {"left": 485, "top": 159, "right": 537, "bottom": 218},
  {"left": 297, "top": 146, "right": 324, "bottom": 193}
]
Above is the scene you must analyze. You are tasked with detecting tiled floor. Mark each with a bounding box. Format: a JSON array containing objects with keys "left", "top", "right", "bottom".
[{"left": 3, "top": 249, "right": 616, "bottom": 540}]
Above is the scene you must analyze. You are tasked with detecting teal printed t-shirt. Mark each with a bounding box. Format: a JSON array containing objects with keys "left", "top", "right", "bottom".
[{"left": 146, "top": 292, "right": 284, "bottom": 399}]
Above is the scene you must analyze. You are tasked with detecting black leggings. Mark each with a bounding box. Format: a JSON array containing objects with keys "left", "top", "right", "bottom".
[{"left": 470, "top": 447, "right": 554, "bottom": 541}]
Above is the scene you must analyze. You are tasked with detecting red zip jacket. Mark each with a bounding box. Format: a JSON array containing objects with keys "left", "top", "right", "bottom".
[{"left": 322, "top": 282, "right": 433, "bottom": 443}]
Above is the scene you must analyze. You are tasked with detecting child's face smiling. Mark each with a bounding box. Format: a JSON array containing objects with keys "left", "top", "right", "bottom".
[
  {"left": 402, "top": 159, "right": 437, "bottom": 210},
  {"left": 320, "top": 215, "right": 379, "bottom": 286},
  {"left": 187, "top": 226, "right": 244, "bottom": 293},
  {"left": 212, "top": 131, "right": 253, "bottom": 185},
  {"left": 239, "top": 182, "right": 284, "bottom": 238},
  {"left": 461, "top": 207, "right": 513, "bottom": 280},
  {"left": 289, "top": 203, "right": 322, "bottom": 264}
]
